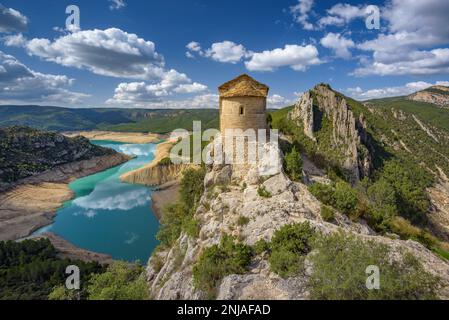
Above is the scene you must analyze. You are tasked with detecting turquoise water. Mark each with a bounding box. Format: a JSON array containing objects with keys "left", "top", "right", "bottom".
[{"left": 34, "top": 140, "right": 160, "bottom": 263}]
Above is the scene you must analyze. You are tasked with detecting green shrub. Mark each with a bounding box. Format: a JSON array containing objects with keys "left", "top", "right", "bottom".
[
  {"left": 158, "top": 157, "right": 172, "bottom": 166},
  {"left": 193, "top": 235, "right": 253, "bottom": 299},
  {"left": 180, "top": 167, "right": 206, "bottom": 214},
  {"left": 237, "top": 216, "right": 250, "bottom": 226},
  {"left": 334, "top": 182, "right": 358, "bottom": 216},
  {"left": 156, "top": 167, "right": 206, "bottom": 247},
  {"left": 320, "top": 205, "right": 335, "bottom": 222},
  {"left": 253, "top": 239, "right": 269, "bottom": 255},
  {"left": 308, "top": 232, "right": 440, "bottom": 300},
  {"left": 0, "top": 239, "right": 104, "bottom": 300},
  {"left": 87, "top": 261, "right": 149, "bottom": 300},
  {"left": 284, "top": 146, "right": 303, "bottom": 181},
  {"left": 379, "top": 160, "right": 431, "bottom": 225},
  {"left": 257, "top": 185, "right": 272, "bottom": 198},
  {"left": 268, "top": 222, "right": 315, "bottom": 278},
  {"left": 309, "top": 183, "right": 335, "bottom": 206},
  {"left": 156, "top": 203, "right": 185, "bottom": 247}
]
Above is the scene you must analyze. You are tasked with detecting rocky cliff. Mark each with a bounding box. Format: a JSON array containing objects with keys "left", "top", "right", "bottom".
[
  {"left": 146, "top": 161, "right": 449, "bottom": 300},
  {"left": 121, "top": 163, "right": 194, "bottom": 186},
  {"left": 408, "top": 86, "right": 449, "bottom": 108},
  {"left": 289, "top": 84, "right": 373, "bottom": 183},
  {"left": 120, "top": 139, "right": 195, "bottom": 186}
]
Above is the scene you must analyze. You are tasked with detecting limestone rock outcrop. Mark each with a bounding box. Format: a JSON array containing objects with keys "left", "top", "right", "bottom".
[
  {"left": 408, "top": 86, "right": 449, "bottom": 108},
  {"left": 289, "top": 84, "right": 373, "bottom": 183},
  {"left": 146, "top": 160, "right": 449, "bottom": 300}
]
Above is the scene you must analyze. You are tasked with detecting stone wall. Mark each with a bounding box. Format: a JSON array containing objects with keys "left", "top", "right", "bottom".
[{"left": 219, "top": 96, "right": 267, "bottom": 133}]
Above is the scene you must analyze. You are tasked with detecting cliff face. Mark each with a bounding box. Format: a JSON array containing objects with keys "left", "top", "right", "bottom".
[
  {"left": 408, "top": 86, "right": 449, "bottom": 108},
  {"left": 146, "top": 163, "right": 449, "bottom": 300},
  {"left": 121, "top": 163, "right": 194, "bottom": 186},
  {"left": 289, "top": 84, "right": 373, "bottom": 183}
]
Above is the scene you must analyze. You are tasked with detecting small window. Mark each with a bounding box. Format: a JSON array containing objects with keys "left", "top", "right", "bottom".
[{"left": 239, "top": 106, "right": 244, "bottom": 115}]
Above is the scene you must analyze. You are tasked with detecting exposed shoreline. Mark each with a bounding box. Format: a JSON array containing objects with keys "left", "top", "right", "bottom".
[
  {"left": 63, "top": 130, "right": 165, "bottom": 144},
  {"left": 0, "top": 153, "right": 130, "bottom": 242},
  {"left": 28, "top": 232, "right": 114, "bottom": 265},
  {"left": 118, "top": 139, "right": 187, "bottom": 219}
]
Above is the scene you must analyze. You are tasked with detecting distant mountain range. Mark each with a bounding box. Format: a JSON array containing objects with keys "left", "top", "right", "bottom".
[{"left": 0, "top": 105, "right": 219, "bottom": 133}]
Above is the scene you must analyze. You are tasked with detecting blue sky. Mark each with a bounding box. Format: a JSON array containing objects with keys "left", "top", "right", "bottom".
[{"left": 0, "top": 0, "right": 448, "bottom": 108}]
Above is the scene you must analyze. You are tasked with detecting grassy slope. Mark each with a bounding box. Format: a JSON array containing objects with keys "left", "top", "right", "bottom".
[
  {"left": 367, "top": 97, "right": 449, "bottom": 132},
  {"left": 0, "top": 105, "right": 219, "bottom": 133}
]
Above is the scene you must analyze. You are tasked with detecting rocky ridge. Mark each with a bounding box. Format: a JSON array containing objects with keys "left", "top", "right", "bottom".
[
  {"left": 289, "top": 84, "right": 373, "bottom": 183},
  {"left": 146, "top": 159, "right": 449, "bottom": 299},
  {"left": 408, "top": 86, "right": 449, "bottom": 108}
]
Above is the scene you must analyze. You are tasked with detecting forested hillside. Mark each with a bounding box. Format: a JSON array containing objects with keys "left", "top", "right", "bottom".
[{"left": 0, "top": 106, "right": 219, "bottom": 133}]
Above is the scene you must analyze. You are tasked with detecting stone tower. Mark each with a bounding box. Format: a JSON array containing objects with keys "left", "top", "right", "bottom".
[{"left": 218, "top": 74, "right": 269, "bottom": 134}]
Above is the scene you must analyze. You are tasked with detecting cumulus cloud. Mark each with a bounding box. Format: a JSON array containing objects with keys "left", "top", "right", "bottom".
[
  {"left": 245, "top": 44, "right": 321, "bottom": 72},
  {"left": 267, "top": 94, "right": 292, "bottom": 109},
  {"left": 107, "top": 92, "right": 218, "bottom": 109},
  {"left": 186, "top": 41, "right": 202, "bottom": 52},
  {"left": 290, "top": 0, "right": 315, "bottom": 30},
  {"left": 0, "top": 50, "right": 89, "bottom": 105},
  {"left": 109, "top": 0, "right": 126, "bottom": 10},
  {"left": 318, "top": 3, "right": 366, "bottom": 28},
  {"left": 106, "top": 68, "right": 208, "bottom": 107},
  {"left": 204, "top": 41, "right": 250, "bottom": 64},
  {"left": 5, "top": 28, "right": 166, "bottom": 80},
  {"left": 354, "top": 0, "right": 449, "bottom": 76},
  {"left": 0, "top": 4, "right": 28, "bottom": 33},
  {"left": 346, "top": 80, "right": 449, "bottom": 100},
  {"left": 320, "top": 33, "right": 355, "bottom": 59},
  {"left": 354, "top": 48, "right": 449, "bottom": 77},
  {"left": 186, "top": 41, "right": 250, "bottom": 64}
]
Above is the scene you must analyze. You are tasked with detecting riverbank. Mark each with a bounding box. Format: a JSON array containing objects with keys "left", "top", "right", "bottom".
[
  {"left": 30, "top": 232, "right": 114, "bottom": 264},
  {"left": 119, "top": 139, "right": 191, "bottom": 219},
  {"left": 0, "top": 153, "right": 130, "bottom": 241},
  {"left": 64, "top": 131, "right": 165, "bottom": 144}
]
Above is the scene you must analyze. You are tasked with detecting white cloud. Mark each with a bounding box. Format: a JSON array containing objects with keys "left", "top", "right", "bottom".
[
  {"left": 109, "top": 0, "right": 126, "bottom": 10},
  {"left": 346, "top": 80, "right": 449, "bottom": 100},
  {"left": 5, "top": 28, "right": 166, "bottom": 80},
  {"left": 0, "top": 4, "right": 27, "bottom": 33},
  {"left": 320, "top": 33, "right": 354, "bottom": 59},
  {"left": 267, "top": 94, "right": 292, "bottom": 109},
  {"left": 355, "top": 0, "right": 449, "bottom": 76},
  {"left": 245, "top": 44, "right": 321, "bottom": 72},
  {"left": 186, "top": 41, "right": 202, "bottom": 52},
  {"left": 318, "top": 3, "right": 366, "bottom": 28},
  {"left": 0, "top": 50, "right": 89, "bottom": 105},
  {"left": 186, "top": 41, "right": 250, "bottom": 64},
  {"left": 204, "top": 41, "right": 250, "bottom": 64},
  {"left": 106, "top": 69, "right": 208, "bottom": 107},
  {"left": 107, "top": 92, "right": 218, "bottom": 109},
  {"left": 353, "top": 48, "right": 449, "bottom": 76},
  {"left": 173, "top": 82, "right": 208, "bottom": 94},
  {"left": 290, "top": 0, "right": 315, "bottom": 30}
]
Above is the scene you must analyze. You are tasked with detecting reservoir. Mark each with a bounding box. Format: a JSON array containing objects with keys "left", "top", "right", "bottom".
[{"left": 35, "top": 140, "right": 160, "bottom": 263}]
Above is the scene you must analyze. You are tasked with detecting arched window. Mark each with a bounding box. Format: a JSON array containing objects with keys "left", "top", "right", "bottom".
[{"left": 239, "top": 106, "right": 244, "bottom": 115}]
